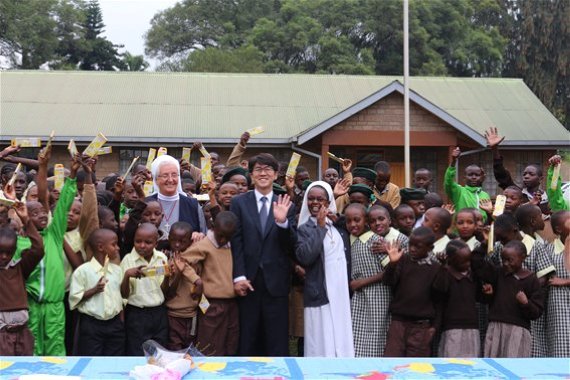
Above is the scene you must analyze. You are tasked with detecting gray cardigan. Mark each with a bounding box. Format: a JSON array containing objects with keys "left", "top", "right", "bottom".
[{"left": 295, "top": 218, "right": 351, "bottom": 307}]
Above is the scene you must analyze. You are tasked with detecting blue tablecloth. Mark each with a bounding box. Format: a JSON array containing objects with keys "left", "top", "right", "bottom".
[{"left": 1, "top": 356, "right": 569, "bottom": 379}]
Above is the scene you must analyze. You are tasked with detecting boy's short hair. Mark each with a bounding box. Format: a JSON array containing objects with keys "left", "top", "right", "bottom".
[
  {"left": 410, "top": 226, "right": 436, "bottom": 245},
  {"left": 248, "top": 153, "right": 279, "bottom": 173},
  {"left": 215, "top": 211, "right": 238, "bottom": 230},
  {"left": 505, "top": 185, "right": 523, "bottom": 196},
  {"left": 551, "top": 210, "right": 570, "bottom": 230},
  {"left": 96, "top": 191, "right": 114, "bottom": 206},
  {"left": 345, "top": 202, "right": 367, "bottom": 216},
  {"left": 415, "top": 168, "right": 432, "bottom": 177},
  {"left": 182, "top": 177, "right": 195, "bottom": 184},
  {"left": 446, "top": 239, "right": 469, "bottom": 257},
  {"left": 457, "top": 208, "right": 477, "bottom": 219},
  {"left": 374, "top": 161, "right": 391, "bottom": 174},
  {"left": 87, "top": 228, "right": 115, "bottom": 251},
  {"left": 515, "top": 204, "right": 540, "bottom": 227},
  {"left": 465, "top": 164, "right": 484, "bottom": 173},
  {"left": 432, "top": 207, "right": 452, "bottom": 231},
  {"left": 424, "top": 193, "right": 443, "bottom": 209},
  {"left": 0, "top": 226, "right": 17, "bottom": 246},
  {"left": 394, "top": 203, "right": 414, "bottom": 215},
  {"left": 1, "top": 163, "right": 17, "bottom": 177},
  {"left": 504, "top": 240, "right": 527, "bottom": 257},
  {"left": 98, "top": 205, "right": 114, "bottom": 220},
  {"left": 136, "top": 222, "right": 159, "bottom": 238},
  {"left": 170, "top": 221, "right": 193, "bottom": 235},
  {"left": 295, "top": 166, "right": 308, "bottom": 174},
  {"left": 494, "top": 213, "right": 518, "bottom": 233},
  {"left": 104, "top": 175, "right": 119, "bottom": 191}
]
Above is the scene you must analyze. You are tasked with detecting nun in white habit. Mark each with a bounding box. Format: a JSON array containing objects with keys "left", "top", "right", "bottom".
[{"left": 295, "top": 181, "right": 354, "bottom": 357}]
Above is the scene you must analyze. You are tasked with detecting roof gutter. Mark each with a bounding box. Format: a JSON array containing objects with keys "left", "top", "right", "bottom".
[{"left": 291, "top": 143, "right": 322, "bottom": 179}]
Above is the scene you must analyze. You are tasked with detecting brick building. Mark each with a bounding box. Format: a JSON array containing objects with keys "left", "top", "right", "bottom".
[{"left": 1, "top": 71, "right": 568, "bottom": 198}]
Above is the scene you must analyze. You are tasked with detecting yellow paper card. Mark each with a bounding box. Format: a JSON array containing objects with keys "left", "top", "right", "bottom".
[
  {"left": 182, "top": 147, "right": 192, "bottom": 162},
  {"left": 123, "top": 156, "right": 140, "bottom": 179},
  {"left": 142, "top": 264, "right": 170, "bottom": 277},
  {"left": 143, "top": 180, "right": 154, "bottom": 196},
  {"left": 11, "top": 138, "right": 42, "bottom": 147},
  {"left": 83, "top": 133, "right": 107, "bottom": 157},
  {"left": 550, "top": 164, "right": 561, "bottom": 190},
  {"left": 7, "top": 163, "right": 22, "bottom": 187},
  {"left": 327, "top": 152, "right": 345, "bottom": 164},
  {"left": 201, "top": 157, "right": 212, "bottom": 184},
  {"left": 199, "top": 146, "right": 211, "bottom": 159},
  {"left": 46, "top": 130, "right": 55, "bottom": 150},
  {"left": 97, "top": 146, "right": 112, "bottom": 155},
  {"left": 0, "top": 198, "right": 15, "bottom": 207},
  {"left": 286, "top": 153, "right": 301, "bottom": 178},
  {"left": 68, "top": 139, "right": 78, "bottom": 157},
  {"left": 487, "top": 223, "right": 494, "bottom": 255},
  {"left": 146, "top": 148, "right": 157, "bottom": 170},
  {"left": 157, "top": 147, "right": 168, "bottom": 157},
  {"left": 492, "top": 195, "right": 506, "bottom": 217},
  {"left": 246, "top": 126, "right": 265, "bottom": 136},
  {"left": 54, "top": 164, "right": 65, "bottom": 191}
]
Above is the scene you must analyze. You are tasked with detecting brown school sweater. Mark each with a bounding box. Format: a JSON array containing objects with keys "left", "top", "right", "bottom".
[
  {"left": 432, "top": 266, "right": 479, "bottom": 331},
  {"left": 383, "top": 254, "right": 441, "bottom": 321},
  {"left": 471, "top": 245, "right": 543, "bottom": 330},
  {"left": 0, "top": 224, "right": 44, "bottom": 311},
  {"left": 185, "top": 233, "right": 235, "bottom": 299}
]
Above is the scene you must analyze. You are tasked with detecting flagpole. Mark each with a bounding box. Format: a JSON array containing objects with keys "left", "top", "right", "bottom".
[{"left": 403, "top": 0, "right": 411, "bottom": 188}]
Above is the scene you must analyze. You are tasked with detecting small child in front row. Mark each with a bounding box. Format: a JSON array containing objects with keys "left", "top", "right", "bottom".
[
  {"left": 346, "top": 203, "right": 387, "bottom": 357},
  {"left": 383, "top": 227, "right": 441, "bottom": 357},
  {"left": 0, "top": 202, "right": 43, "bottom": 355},
  {"left": 185, "top": 211, "right": 239, "bottom": 356},
  {"left": 393, "top": 204, "right": 416, "bottom": 237},
  {"left": 121, "top": 223, "right": 169, "bottom": 356},
  {"left": 471, "top": 240, "right": 544, "bottom": 357},
  {"left": 163, "top": 221, "right": 199, "bottom": 350},
  {"left": 69, "top": 229, "right": 125, "bottom": 356},
  {"left": 432, "top": 240, "right": 480, "bottom": 357}
]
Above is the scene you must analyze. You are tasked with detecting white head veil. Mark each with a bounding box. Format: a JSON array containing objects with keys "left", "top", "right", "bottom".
[
  {"left": 150, "top": 154, "right": 185, "bottom": 196},
  {"left": 298, "top": 180, "right": 337, "bottom": 227}
]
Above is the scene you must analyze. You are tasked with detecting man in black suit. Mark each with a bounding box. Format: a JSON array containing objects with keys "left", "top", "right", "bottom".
[{"left": 230, "top": 153, "right": 297, "bottom": 356}]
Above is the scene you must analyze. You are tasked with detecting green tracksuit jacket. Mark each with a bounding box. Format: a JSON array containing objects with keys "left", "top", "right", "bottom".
[{"left": 444, "top": 166, "right": 490, "bottom": 221}]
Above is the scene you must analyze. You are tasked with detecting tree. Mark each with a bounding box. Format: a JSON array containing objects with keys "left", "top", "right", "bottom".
[
  {"left": 503, "top": 0, "right": 569, "bottom": 128},
  {"left": 79, "top": 0, "right": 123, "bottom": 70},
  {"left": 119, "top": 51, "right": 150, "bottom": 71},
  {"left": 145, "top": 0, "right": 506, "bottom": 76},
  {"left": 0, "top": 0, "right": 60, "bottom": 69}
]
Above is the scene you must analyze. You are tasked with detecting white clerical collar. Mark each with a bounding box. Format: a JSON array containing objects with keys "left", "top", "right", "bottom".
[{"left": 157, "top": 192, "right": 179, "bottom": 201}]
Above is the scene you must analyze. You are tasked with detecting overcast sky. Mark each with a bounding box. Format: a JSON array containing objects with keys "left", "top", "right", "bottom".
[{"left": 99, "top": 0, "right": 179, "bottom": 68}]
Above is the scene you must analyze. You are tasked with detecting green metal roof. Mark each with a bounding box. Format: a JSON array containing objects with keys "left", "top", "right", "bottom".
[{"left": 0, "top": 71, "right": 567, "bottom": 146}]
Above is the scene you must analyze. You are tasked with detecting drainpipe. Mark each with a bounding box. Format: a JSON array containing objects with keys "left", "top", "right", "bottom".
[
  {"left": 291, "top": 143, "right": 322, "bottom": 179},
  {"left": 455, "top": 147, "right": 488, "bottom": 182}
]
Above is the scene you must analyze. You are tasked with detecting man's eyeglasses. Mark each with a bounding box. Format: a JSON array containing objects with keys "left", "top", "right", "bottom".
[{"left": 252, "top": 166, "right": 275, "bottom": 174}]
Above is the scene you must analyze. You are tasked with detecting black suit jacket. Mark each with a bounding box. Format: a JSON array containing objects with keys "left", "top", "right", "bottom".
[
  {"left": 230, "top": 190, "right": 297, "bottom": 297},
  {"left": 146, "top": 193, "right": 204, "bottom": 234}
]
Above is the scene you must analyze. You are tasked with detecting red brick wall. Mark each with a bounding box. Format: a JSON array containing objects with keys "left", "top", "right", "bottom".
[{"left": 333, "top": 92, "right": 455, "bottom": 133}]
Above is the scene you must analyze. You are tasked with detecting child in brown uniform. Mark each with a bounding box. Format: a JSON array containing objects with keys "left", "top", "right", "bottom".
[
  {"left": 0, "top": 202, "right": 43, "bottom": 355},
  {"left": 472, "top": 240, "right": 544, "bottom": 357},
  {"left": 433, "top": 240, "right": 480, "bottom": 357},
  {"left": 383, "top": 227, "right": 441, "bottom": 357},
  {"left": 186, "top": 211, "right": 239, "bottom": 356},
  {"left": 163, "top": 221, "right": 199, "bottom": 350}
]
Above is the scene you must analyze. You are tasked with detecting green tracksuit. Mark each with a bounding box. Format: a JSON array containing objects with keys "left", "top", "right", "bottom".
[
  {"left": 546, "top": 165, "right": 569, "bottom": 211},
  {"left": 15, "top": 177, "right": 77, "bottom": 356},
  {"left": 444, "top": 166, "right": 490, "bottom": 221}
]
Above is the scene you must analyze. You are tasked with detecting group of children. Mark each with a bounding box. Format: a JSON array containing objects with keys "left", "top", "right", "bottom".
[{"left": 0, "top": 125, "right": 569, "bottom": 359}]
